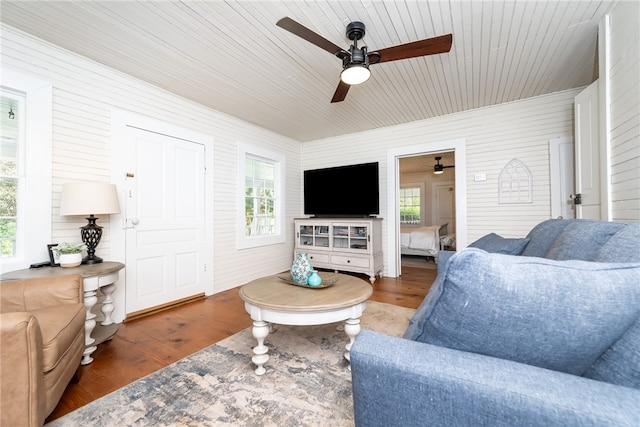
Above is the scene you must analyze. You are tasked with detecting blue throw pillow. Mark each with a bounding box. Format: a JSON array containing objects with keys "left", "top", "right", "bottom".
[
  {"left": 545, "top": 221, "right": 624, "bottom": 261},
  {"left": 520, "top": 219, "right": 573, "bottom": 257},
  {"left": 404, "top": 249, "right": 640, "bottom": 376},
  {"left": 468, "top": 233, "right": 530, "bottom": 255},
  {"left": 595, "top": 223, "right": 640, "bottom": 262}
]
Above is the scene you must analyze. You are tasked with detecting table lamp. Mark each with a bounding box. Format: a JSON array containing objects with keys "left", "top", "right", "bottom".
[{"left": 59, "top": 182, "right": 121, "bottom": 264}]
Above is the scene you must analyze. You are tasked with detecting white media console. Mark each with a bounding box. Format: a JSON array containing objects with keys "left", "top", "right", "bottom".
[{"left": 294, "top": 217, "right": 383, "bottom": 283}]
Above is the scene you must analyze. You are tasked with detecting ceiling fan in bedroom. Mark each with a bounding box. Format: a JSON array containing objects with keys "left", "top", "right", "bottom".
[
  {"left": 434, "top": 156, "right": 454, "bottom": 175},
  {"left": 276, "top": 17, "right": 453, "bottom": 103}
]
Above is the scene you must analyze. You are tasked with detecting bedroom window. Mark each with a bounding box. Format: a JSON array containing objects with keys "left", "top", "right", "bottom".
[
  {"left": 237, "top": 144, "right": 286, "bottom": 249},
  {"left": 399, "top": 187, "right": 421, "bottom": 224}
]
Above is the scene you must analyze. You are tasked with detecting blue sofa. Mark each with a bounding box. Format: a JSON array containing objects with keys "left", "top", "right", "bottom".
[{"left": 351, "top": 219, "right": 640, "bottom": 426}]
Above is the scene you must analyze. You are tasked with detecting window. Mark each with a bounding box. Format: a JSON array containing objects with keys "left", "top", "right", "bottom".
[
  {"left": 237, "top": 144, "right": 285, "bottom": 249},
  {"left": 399, "top": 186, "right": 421, "bottom": 224},
  {"left": 0, "top": 69, "right": 52, "bottom": 271},
  {"left": 0, "top": 91, "right": 24, "bottom": 258},
  {"left": 245, "top": 156, "right": 276, "bottom": 236}
]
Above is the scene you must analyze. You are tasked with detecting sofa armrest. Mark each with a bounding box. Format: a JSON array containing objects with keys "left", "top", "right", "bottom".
[
  {"left": 1, "top": 312, "right": 46, "bottom": 427},
  {"left": 1, "top": 274, "right": 83, "bottom": 312},
  {"left": 351, "top": 331, "right": 640, "bottom": 427}
]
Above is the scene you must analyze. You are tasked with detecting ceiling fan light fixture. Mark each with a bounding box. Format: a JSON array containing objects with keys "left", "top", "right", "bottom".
[
  {"left": 276, "top": 17, "right": 452, "bottom": 102},
  {"left": 433, "top": 155, "right": 453, "bottom": 175},
  {"left": 340, "top": 64, "right": 371, "bottom": 85}
]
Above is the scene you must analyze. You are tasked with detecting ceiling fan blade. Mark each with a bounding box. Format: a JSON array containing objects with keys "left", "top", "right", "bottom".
[
  {"left": 277, "top": 17, "right": 345, "bottom": 56},
  {"left": 331, "top": 80, "right": 350, "bottom": 103},
  {"left": 376, "top": 34, "right": 452, "bottom": 63}
]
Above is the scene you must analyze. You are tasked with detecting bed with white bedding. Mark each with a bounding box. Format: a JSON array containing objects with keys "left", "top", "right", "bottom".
[{"left": 400, "top": 224, "right": 448, "bottom": 261}]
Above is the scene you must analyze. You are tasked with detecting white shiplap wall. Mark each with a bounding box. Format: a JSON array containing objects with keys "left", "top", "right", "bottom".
[
  {"left": 302, "top": 88, "right": 579, "bottom": 274},
  {"left": 608, "top": 1, "right": 640, "bottom": 221},
  {"left": 1, "top": 24, "right": 302, "bottom": 315}
]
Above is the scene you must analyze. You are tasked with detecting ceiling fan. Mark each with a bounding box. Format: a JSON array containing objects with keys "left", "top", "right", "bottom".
[
  {"left": 434, "top": 156, "right": 454, "bottom": 174},
  {"left": 276, "top": 17, "right": 452, "bottom": 103}
]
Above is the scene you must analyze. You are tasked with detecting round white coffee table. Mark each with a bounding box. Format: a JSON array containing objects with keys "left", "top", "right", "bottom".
[{"left": 239, "top": 272, "right": 373, "bottom": 375}]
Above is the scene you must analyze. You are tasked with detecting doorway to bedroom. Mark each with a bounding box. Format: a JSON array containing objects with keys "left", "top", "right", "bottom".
[
  {"left": 399, "top": 152, "right": 456, "bottom": 271},
  {"left": 386, "top": 138, "right": 467, "bottom": 278}
]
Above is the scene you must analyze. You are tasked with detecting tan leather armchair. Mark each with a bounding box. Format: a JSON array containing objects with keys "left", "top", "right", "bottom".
[{"left": 1, "top": 274, "right": 85, "bottom": 427}]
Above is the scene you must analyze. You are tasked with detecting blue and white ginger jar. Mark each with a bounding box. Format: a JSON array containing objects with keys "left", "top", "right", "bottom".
[{"left": 290, "top": 252, "right": 313, "bottom": 284}]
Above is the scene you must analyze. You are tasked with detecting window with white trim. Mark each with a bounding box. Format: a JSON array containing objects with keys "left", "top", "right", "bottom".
[
  {"left": 237, "top": 144, "right": 285, "bottom": 249},
  {"left": 0, "top": 90, "right": 24, "bottom": 258},
  {"left": 0, "top": 70, "right": 52, "bottom": 271},
  {"left": 399, "top": 186, "right": 421, "bottom": 224}
]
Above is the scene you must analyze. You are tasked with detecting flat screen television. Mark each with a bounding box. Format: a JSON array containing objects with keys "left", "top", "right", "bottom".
[{"left": 304, "top": 162, "right": 379, "bottom": 217}]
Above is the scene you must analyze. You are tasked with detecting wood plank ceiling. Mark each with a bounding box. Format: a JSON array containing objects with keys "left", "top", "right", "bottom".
[{"left": 0, "top": 1, "right": 614, "bottom": 142}]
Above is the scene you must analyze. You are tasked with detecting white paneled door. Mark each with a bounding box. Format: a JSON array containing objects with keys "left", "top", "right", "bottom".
[
  {"left": 550, "top": 136, "right": 576, "bottom": 219},
  {"left": 124, "top": 127, "right": 206, "bottom": 315},
  {"left": 574, "top": 80, "right": 602, "bottom": 219},
  {"left": 433, "top": 182, "right": 456, "bottom": 233}
]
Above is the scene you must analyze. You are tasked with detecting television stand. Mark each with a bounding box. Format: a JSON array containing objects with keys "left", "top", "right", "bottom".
[{"left": 294, "top": 217, "right": 383, "bottom": 283}]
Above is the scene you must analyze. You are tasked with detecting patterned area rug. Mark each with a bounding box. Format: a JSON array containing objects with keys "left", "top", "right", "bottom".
[{"left": 47, "top": 301, "right": 414, "bottom": 427}]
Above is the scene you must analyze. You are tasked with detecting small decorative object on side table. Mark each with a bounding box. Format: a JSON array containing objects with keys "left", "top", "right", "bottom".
[{"left": 52, "top": 242, "right": 85, "bottom": 268}]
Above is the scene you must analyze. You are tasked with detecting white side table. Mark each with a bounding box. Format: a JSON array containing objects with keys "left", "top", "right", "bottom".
[{"left": 1, "top": 261, "right": 125, "bottom": 364}]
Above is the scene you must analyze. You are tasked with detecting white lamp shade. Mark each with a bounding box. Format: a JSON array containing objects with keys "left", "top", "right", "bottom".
[
  {"left": 340, "top": 64, "right": 371, "bottom": 85},
  {"left": 59, "top": 182, "right": 121, "bottom": 216}
]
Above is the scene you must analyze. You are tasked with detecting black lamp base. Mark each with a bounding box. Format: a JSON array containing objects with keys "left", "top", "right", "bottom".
[
  {"left": 83, "top": 255, "right": 104, "bottom": 265},
  {"left": 80, "top": 214, "right": 104, "bottom": 264}
]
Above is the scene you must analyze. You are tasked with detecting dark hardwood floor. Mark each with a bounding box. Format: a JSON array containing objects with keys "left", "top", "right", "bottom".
[{"left": 46, "top": 266, "right": 435, "bottom": 422}]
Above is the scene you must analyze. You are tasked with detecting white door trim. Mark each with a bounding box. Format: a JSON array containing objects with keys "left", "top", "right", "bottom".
[
  {"left": 109, "top": 109, "right": 214, "bottom": 323},
  {"left": 598, "top": 15, "right": 612, "bottom": 221},
  {"left": 386, "top": 139, "right": 467, "bottom": 278}
]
